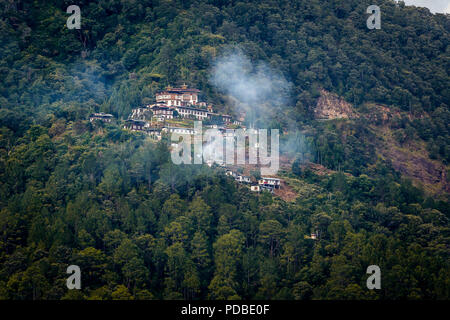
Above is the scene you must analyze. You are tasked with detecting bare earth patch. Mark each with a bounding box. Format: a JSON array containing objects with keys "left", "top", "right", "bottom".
[
  {"left": 273, "top": 181, "right": 297, "bottom": 202},
  {"left": 373, "top": 125, "right": 449, "bottom": 195}
]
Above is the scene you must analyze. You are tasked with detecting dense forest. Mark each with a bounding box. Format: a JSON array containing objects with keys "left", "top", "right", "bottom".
[{"left": 0, "top": 0, "right": 449, "bottom": 299}]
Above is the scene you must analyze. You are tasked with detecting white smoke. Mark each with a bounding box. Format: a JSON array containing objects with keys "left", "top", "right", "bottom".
[
  {"left": 207, "top": 49, "right": 310, "bottom": 170},
  {"left": 209, "top": 48, "right": 291, "bottom": 127}
]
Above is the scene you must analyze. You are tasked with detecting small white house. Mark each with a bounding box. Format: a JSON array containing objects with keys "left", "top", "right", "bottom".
[{"left": 258, "top": 177, "right": 281, "bottom": 189}]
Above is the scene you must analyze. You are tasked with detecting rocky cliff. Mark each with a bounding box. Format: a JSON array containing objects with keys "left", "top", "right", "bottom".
[{"left": 314, "top": 89, "right": 358, "bottom": 120}]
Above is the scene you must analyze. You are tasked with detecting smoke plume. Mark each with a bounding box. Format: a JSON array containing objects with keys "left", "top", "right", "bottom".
[
  {"left": 208, "top": 48, "right": 311, "bottom": 169},
  {"left": 210, "top": 48, "right": 291, "bottom": 128}
]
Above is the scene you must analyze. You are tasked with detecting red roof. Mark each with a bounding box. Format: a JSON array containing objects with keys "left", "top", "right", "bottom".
[{"left": 157, "top": 86, "right": 200, "bottom": 94}]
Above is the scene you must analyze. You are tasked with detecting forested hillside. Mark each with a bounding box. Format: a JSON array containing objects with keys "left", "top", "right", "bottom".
[{"left": 0, "top": 0, "right": 449, "bottom": 299}]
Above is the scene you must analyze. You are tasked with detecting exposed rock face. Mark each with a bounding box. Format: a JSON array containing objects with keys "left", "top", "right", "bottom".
[{"left": 314, "top": 89, "right": 357, "bottom": 120}]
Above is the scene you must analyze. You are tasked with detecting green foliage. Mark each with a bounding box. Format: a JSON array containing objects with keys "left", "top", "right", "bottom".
[{"left": 0, "top": 0, "right": 448, "bottom": 301}]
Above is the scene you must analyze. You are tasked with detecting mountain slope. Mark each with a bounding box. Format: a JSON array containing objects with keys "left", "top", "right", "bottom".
[{"left": 0, "top": 0, "right": 449, "bottom": 300}]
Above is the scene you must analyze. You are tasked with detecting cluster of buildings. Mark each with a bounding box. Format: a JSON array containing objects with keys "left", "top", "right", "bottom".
[
  {"left": 123, "top": 84, "right": 243, "bottom": 139},
  {"left": 225, "top": 170, "right": 317, "bottom": 239},
  {"left": 145, "top": 85, "right": 240, "bottom": 124},
  {"left": 155, "top": 86, "right": 201, "bottom": 107},
  {"left": 225, "top": 170, "right": 281, "bottom": 193},
  {"left": 88, "top": 90, "right": 286, "bottom": 202},
  {"left": 123, "top": 118, "right": 201, "bottom": 140}
]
